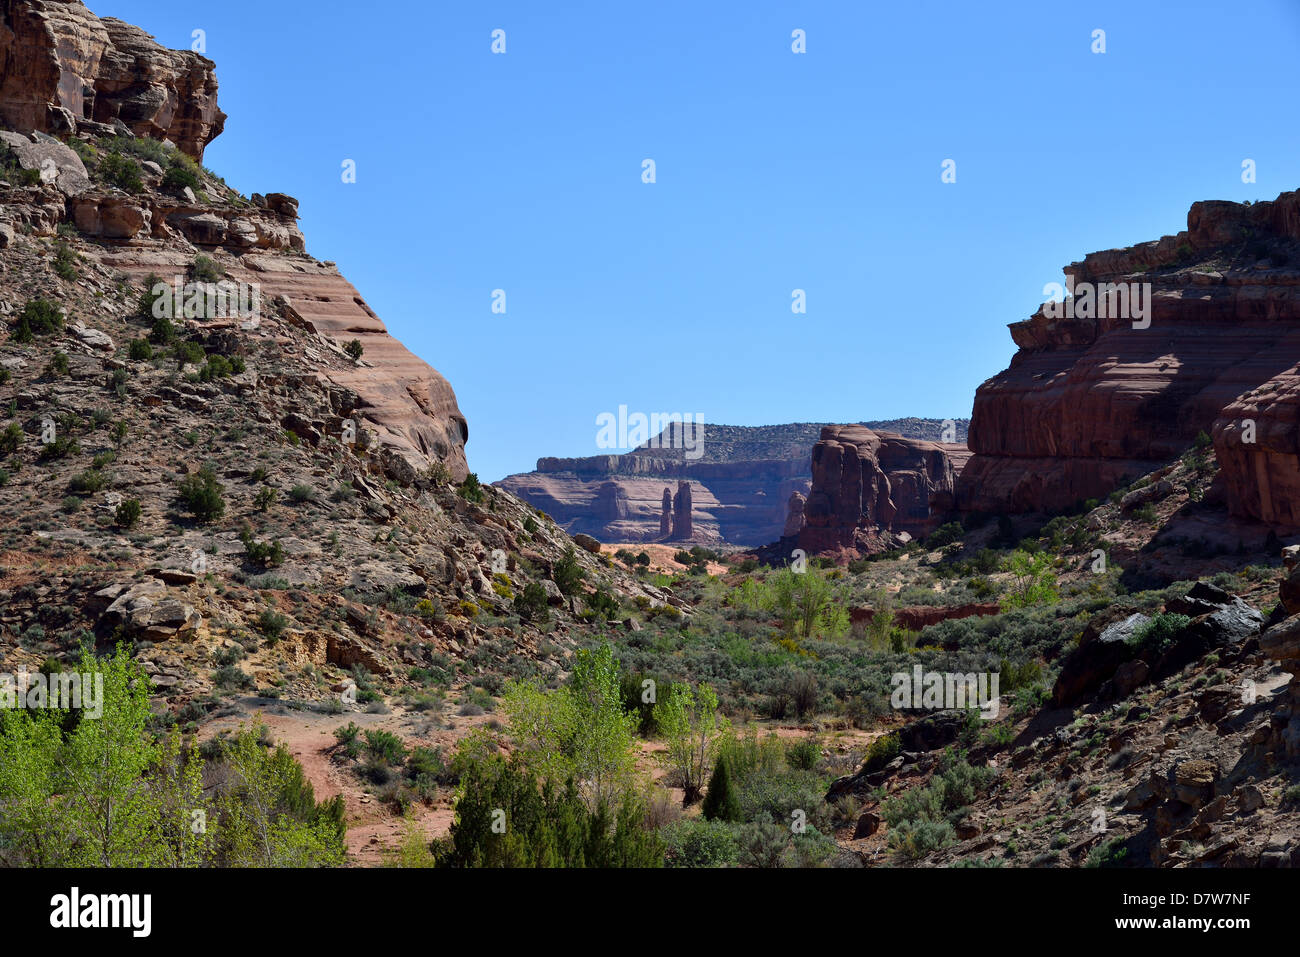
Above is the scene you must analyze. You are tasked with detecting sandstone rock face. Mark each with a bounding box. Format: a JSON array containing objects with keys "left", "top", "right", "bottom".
[
  {"left": 782, "top": 490, "right": 806, "bottom": 538},
  {"left": 0, "top": 0, "right": 225, "bottom": 159},
  {"left": 959, "top": 189, "right": 1300, "bottom": 519},
  {"left": 796, "top": 425, "right": 966, "bottom": 555},
  {"left": 671, "top": 480, "right": 693, "bottom": 541},
  {"left": 497, "top": 420, "right": 968, "bottom": 547},
  {"left": 100, "top": 248, "right": 469, "bottom": 482}
]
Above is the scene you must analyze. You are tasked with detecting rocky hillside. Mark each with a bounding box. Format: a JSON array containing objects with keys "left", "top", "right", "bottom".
[
  {"left": 958, "top": 190, "right": 1300, "bottom": 518},
  {"left": 0, "top": 0, "right": 673, "bottom": 731},
  {"left": 496, "top": 418, "right": 969, "bottom": 547}
]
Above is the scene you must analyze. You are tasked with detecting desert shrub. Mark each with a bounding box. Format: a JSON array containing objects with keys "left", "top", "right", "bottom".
[
  {"left": 256, "top": 609, "right": 288, "bottom": 639},
  {"left": 115, "top": 499, "right": 142, "bottom": 528},
  {"left": 1127, "top": 613, "right": 1191, "bottom": 656},
  {"left": 552, "top": 546, "right": 585, "bottom": 596},
  {"left": 128, "top": 338, "right": 154, "bottom": 361},
  {"left": 0, "top": 422, "right": 23, "bottom": 454},
  {"left": 509, "top": 582, "right": 547, "bottom": 623},
  {"left": 343, "top": 339, "right": 364, "bottom": 360},
  {"left": 239, "top": 527, "right": 284, "bottom": 568},
  {"left": 177, "top": 466, "right": 225, "bottom": 522},
  {"left": 67, "top": 468, "right": 107, "bottom": 495},
  {"left": 97, "top": 152, "right": 144, "bottom": 193},
  {"left": 457, "top": 472, "right": 485, "bottom": 503},
  {"left": 434, "top": 754, "right": 663, "bottom": 868},
  {"left": 192, "top": 254, "right": 223, "bottom": 282},
  {"left": 363, "top": 729, "right": 406, "bottom": 766},
  {"left": 12, "top": 298, "right": 63, "bottom": 341},
  {"left": 661, "top": 817, "right": 737, "bottom": 868},
  {"left": 288, "top": 483, "right": 316, "bottom": 503},
  {"left": 53, "top": 241, "right": 78, "bottom": 281}
]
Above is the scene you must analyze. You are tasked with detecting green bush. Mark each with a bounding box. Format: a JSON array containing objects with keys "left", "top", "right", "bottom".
[
  {"left": 162, "top": 162, "right": 200, "bottom": 192},
  {"left": 513, "top": 581, "right": 550, "bottom": 622},
  {"left": 53, "top": 241, "right": 78, "bottom": 281},
  {"left": 700, "top": 758, "right": 742, "bottom": 822},
  {"left": 553, "top": 546, "right": 585, "bottom": 596},
  {"left": 12, "top": 298, "right": 63, "bottom": 341},
  {"left": 256, "top": 609, "right": 288, "bottom": 639},
  {"left": 1127, "top": 613, "right": 1191, "bottom": 655},
  {"left": 128, "top": 338, "right": 154, "bottom": 361},
  {"left": 457, "top": 472, "right": 485, "bottom": 503},
  {"left": 177, "top": 466, "right": 226, "bottom": 522},
  {"left": 97, "top": 152, "right": 144, "bottom": 193},
  {"left": 192, "top": 254, "right": 223, "bottom": 282},
  {"left": 661, "top": 818, "right": 737, "bottom": 868},
  {"left": 115, "top": 499, "right": 142, "bottom": 528},
  {"left": 343, "top": 339, "right": 364, "bottom": 361},
  {"left": 435, "top": 754, "right": 663, "bottom": 868},
  {"left": 67, "top": 468, "right": 108, "bottom": 495}
]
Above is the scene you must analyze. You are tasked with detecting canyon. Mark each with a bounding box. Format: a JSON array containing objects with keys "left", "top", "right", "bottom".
[{"left": 496, "top": 419, "right": 969, "bottom": 547}]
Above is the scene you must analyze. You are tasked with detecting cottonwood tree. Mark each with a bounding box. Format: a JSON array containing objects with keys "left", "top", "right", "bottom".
[
  {"left": 503, "top": 642, "right": 639, "bottom": 811},
  {"left": 653, "top": 681, "right": 730, "bottom": 805}
]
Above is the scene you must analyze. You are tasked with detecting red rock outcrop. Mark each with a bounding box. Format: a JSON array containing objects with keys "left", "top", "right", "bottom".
[
  {"left": 0, "top": 0, "right": 225, "bottom": 159},
  {"left": 959, "top": 190, "right": 1300, "bottom": 518},
  {"left": 796, "top": 425, "right": 966, "bottom": 554},
  {"left": 671, "top": 480, "right": 693, "bottom": 541},
  {"left": 659, "top": 488, "right": 672, "bottom": 537},
  {"left": 782, "top": 490, "right": 806, "bottom": 538}
]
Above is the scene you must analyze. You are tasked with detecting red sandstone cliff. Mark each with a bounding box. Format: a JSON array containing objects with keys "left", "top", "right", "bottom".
[
  {"left": 0, "top": 0, "right": 225, "bottom": 159},
  {"left": 958, "top": 190, "right": 1300, "bottom": 522},
  {"left": 796, "top": 425, "right": 967, "bottom": 554}
]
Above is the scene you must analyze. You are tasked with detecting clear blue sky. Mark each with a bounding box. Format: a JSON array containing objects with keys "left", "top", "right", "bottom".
[{"left": 97, "top": 0, "right": 1300, "bottom": 482}]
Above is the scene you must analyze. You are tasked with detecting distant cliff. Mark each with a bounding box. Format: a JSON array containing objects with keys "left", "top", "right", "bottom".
[{"left": 496, "top": 419, "right": 969, "bottom": 546}]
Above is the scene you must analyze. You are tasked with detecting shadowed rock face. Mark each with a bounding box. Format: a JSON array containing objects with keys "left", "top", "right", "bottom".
[
  {"left": 796, "top": 425, "right": 967, "bottom": 554},
  {"left": 958, "top": 190, "right": 1300, "bottom": 521},
  {"left": 0, "top": 0, "right": 226, "bottom": 159}
]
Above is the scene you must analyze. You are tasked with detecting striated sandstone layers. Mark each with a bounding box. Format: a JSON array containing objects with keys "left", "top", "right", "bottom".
[
  {"left": 97, "top": 245, "right": 470, "bottom": 483},
  {"left": 498, "top": 420, "right": 969, "bottom": 547},
  {"left": 0, "top": 0, "right": 225, "bottom": 159},
  {"left": 958, "top": 190, "right": 1300, "bottom": 521},
  {"left": 795, "top": 425, "right": 968, "bottom": 555}
]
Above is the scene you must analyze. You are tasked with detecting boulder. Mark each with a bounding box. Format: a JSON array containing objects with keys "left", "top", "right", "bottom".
[
  {"left": 1051, "top": 612, "right": 1147, "bottom": 708},
  {"left": 0, "top": 130, "right": 90, "bottom": 195},
  {"left": 98, "top": 581, "right": 199, "bottom": 641},
  {"left": 572, "top": 533, "right": 602, "bottom": 554}
]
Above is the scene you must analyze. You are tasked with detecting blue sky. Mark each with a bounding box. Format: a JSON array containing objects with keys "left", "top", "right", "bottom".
[{"left": 98, "top": 0, "right": 1300, "bottom": 482}]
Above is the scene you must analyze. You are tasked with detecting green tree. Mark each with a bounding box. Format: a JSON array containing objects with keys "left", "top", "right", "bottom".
[
  {"left": 653, "top": 682, "right": 730, "bottom": 805},
  {"left": 436, "top": 754, "right": 662, "bottom": 868},
  {"left": 1001, "top": 550, "right": 1059, "bottom": 608},
  {"left": 211, "top": 722, "right": 346, "bottom": 867},
  {"left": 503, "top": 642, "right": 639, "bottom": 812},
  {"left": 770, "top": 567, "right": 843, "bottom": 639},
  {"left": 700, "top": 756, "right": 742, "bottom": 822}
]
